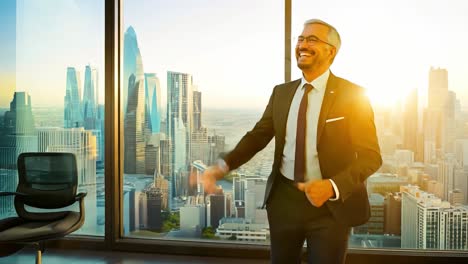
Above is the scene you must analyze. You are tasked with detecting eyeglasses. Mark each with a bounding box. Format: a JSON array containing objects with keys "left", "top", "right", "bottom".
[{"left": 296, "top": 35, "right": 334, "bottom": 47}]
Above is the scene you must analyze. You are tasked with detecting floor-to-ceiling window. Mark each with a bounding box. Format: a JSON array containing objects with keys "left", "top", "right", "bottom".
[
  {"left": 293, "top": 0, "right": 468, "bottom": 251},
  {"left": 0, "top": 0, "right": 105, "bottom": 236},
  {"left": 120, "top": 0, "right": 284, "bottom": 242}
]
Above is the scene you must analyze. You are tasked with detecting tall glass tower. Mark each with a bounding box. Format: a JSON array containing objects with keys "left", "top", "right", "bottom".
[
  {"left": 83, "top": 65, "right": 98, "bottom": 130},
  {"left": 123, "top": 26, "right": 141, "bottom": 114},
  {"left": 167, "top": 71, "right": 193, "bottom": 197},
  {"left": 193, "top": 90, "right": 202, "bottom": 131},
  {"left": 144, "top": 73, "right": 162, "bottom": 134},
  {"left": 64, "top": 67, "right": 83, "bottom": 128},
  {"left": 123, "top": 26, "right": 146, "bottom": 174},
  {"left": 424, "top": 67, "right": 449, "bottom": 155},
  {"left": 0, "top": 92, "right": 37, "bottom": 217}
]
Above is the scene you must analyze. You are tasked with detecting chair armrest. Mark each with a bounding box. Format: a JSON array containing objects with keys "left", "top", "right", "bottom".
[
  {"left": 75, "top": 192, "right": 87, "bottom": 215},
  {"left": 75, "top": 192, "right": 87, "bottom": 201},
  {"left": 0, "top": 191, "right": 28, "bottom": 197}
]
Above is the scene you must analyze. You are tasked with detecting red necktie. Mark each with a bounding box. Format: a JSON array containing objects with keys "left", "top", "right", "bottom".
[{"left": 294, "top": 83, "right": 313, "bottom": 183}]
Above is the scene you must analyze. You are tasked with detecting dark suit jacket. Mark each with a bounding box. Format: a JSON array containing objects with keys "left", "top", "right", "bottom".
[{"left": 223, "top": 73, "right": 382, "bottom": 227}]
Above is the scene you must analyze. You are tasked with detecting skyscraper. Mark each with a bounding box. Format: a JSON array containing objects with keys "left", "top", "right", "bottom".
[
  {"left": 232, "top": 174, "right": 246, "bottom": 205},
  {"left": 455, "top": 139, "right": 468, "bottom": 168},
  {"left": 439, "top": 154, "right": 457, "bottom": 201},
  {"left": 1, "top": 92, "right": 37, "bottom": 155},
  {"left": 403, "top": 88, "right": 418, "bottom": 156},
  {"left": 453, "top": 168, "right": 468, "bottom": 205},
  {"left": 401, "top": 185, "right": 422, "bottom": 249},
  {"left": 145, "top": 187, "right": 163, "bottom": 231},
  {"left": 167, "top": 71, "right": 194, "bottom": 197},
  {"left": 424, "top": 67, "right": 449, "bottom": 155},
  {"left": 190, "top": 127, "right": 210, "bottom": 164},
  {"left": 124, "top": 74, "right": 146, "bottom": 174},
  {"left": 123, "top": 26, "right": 142, "bottom": 114},
  {"left": 189, "top": 160, "right": 207, "bottom": 196},
  {"left": 384, "top": 193, "right": 401, "bottom": 235},
  {"left": 64, "top": 67, "right": 83, "bottom": 128},
  {"left": 443, "top": 91, "right": 457, "bottom": 153},
  {"left": 244, "top": 177, "right": 267, "bottom": 223},
  {"left": 428, "top": 67, "right": 449, "bottom": 110},
  {"left": 174, "top": 118, "right": 187, "bottom": 174},
  {"left": 190, "top": 88, "right": 209, "bottom": 166},
  {"left": 83, "top": 65, "right": 98, "bottom": 130},
  {"left": 440, "top": 207, "right": 468, "bottom": 250},
  {"left": 159, "top": 138, "right": 172, "bottom": 177},
  {"left": 208, "top": 193, "right": 226, "bottom": 228},
  {"left": 193, "top": 89, "right": 202, "bottom": 131},
  {"left": 145, "top": 143, "right": 160, "bottom": 176},
  {"left": 0, "top": 92, "right": 37, "bottom": 217},
  {"left": 399, "top": 185, "right": 467, "bottom": 250},
  {"left": 123, "top": 26, "right": 146, "bottom": 174},
  {"left": 144, "top": 73, "right": 162, "bottom": 134},
  {"left": 96, "top": 104, "right": 105, "bottom": 167},
  {"left": 128, "top": 189, "right": 148, "bottom": 233},
  {"left": 154, "top": 174, "right": 169, "bottom": 210},
  {"left": 208, "top": 134, "right": 225, "bottom": 164},
  {"left": 167, "top": 71, "right": 193, "bottom": 131}
]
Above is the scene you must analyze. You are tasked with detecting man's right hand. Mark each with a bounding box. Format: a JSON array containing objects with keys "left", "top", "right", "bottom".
[{"left": 201, "top": 165, "right": 227, "bottom": 194}]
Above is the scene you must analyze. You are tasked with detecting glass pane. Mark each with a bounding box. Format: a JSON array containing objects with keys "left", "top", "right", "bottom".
[
  {"left": 0, "top": 0, "right": 105, "bottom": 236},
  {"left": 293, "top": 0, "right": 468, "bottom": 251},
  {"left": 122, "top": 0, "right": 283, "bottom": 243}
]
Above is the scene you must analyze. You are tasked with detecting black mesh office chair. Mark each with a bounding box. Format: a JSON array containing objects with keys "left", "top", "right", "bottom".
[{"left": 0, "top": 152, "right": 86, "bottom": 264}]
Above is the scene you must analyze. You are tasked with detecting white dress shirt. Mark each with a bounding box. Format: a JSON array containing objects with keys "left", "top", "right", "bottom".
[{"left": 280, "top": 69, "right": 340, "bottom": 200}]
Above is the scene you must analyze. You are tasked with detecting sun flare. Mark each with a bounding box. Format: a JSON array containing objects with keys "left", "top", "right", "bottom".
[{"left": 366, "top": 87, "right": 410, "bottom": 107}]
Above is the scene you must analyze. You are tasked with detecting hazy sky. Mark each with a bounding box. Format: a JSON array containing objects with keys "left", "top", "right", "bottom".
[
  {"left": 123, "top": 0, "right": 284, "bottom": 109},
  {"left": 1, "top": 0, "right": 468, "bottom": 110},
  {"left": 0, "top": 0, "right": 105, "bottom": 108},
  {"left": 293, "top": 0, "right": 468, "bottom": 108}
]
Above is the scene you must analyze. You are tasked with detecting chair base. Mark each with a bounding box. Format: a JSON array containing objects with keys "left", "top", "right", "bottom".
[
  {"left": 26, "top": 241, "right": 45, "bottom": 264},
  {"left": 0, "top": 241, "right": 44, "bottom": 264},
  {"left": 36, "top": 248, "right": 42, "bottom": 264}
]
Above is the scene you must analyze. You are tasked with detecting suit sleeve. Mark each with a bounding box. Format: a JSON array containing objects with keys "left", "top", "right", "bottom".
[
  {"left": 330, "top": 89, "right": 382, "bottom": 202},
  {"left": 222, "top": 86, "right": 276, "bottom": 170}
]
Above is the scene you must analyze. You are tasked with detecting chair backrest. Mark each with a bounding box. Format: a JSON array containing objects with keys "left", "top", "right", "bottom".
[{"left": 15, "top": 152, "right": 78, "bottom": 221}]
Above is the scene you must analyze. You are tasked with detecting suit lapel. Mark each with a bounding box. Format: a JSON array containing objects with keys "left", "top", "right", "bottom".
[
  {"left": 277, "top": 79, "right": 301, "bottom": 140},
  {"left": 317, "top": 73, "right": 338, "bottom": 143}
]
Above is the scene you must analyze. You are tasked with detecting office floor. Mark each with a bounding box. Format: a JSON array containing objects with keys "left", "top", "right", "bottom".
[
  {"left": 0, "top": 248, "right": 270, "bottom": 264},
  {"left": 2, "top": 248, "right": 468, "bottom": 264}
]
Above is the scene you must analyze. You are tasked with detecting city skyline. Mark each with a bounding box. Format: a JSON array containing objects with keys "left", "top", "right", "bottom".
[{"left": 2, "top": 74, "right": 468, "bottom": 248}]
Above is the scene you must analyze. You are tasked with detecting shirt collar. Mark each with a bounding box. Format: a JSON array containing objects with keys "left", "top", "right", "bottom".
[{"left": 299, "top": 69, "right": 330, "bottom": 92}]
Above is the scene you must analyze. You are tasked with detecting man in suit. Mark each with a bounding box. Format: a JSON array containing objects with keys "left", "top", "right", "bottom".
[{"left": 201, "top": 19, "right": 382, "bottom": 263}]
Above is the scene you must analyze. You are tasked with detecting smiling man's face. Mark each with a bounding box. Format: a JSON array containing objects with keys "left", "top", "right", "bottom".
[{"left": 295, "top": 23, "right": 336, "bottom": 75}]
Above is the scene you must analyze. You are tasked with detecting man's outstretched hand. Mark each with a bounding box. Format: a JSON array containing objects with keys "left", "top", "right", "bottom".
[
  {"left": 296, "top": 179, "right": 335, "bottom": 207},
  {"left": 200, "top": 165, "right": 226, "bottom": 194}
]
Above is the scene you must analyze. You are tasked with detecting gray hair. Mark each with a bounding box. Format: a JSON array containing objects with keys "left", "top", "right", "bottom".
[{"left": 304, "top": 19, "right": 341, "bottom": 54}]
